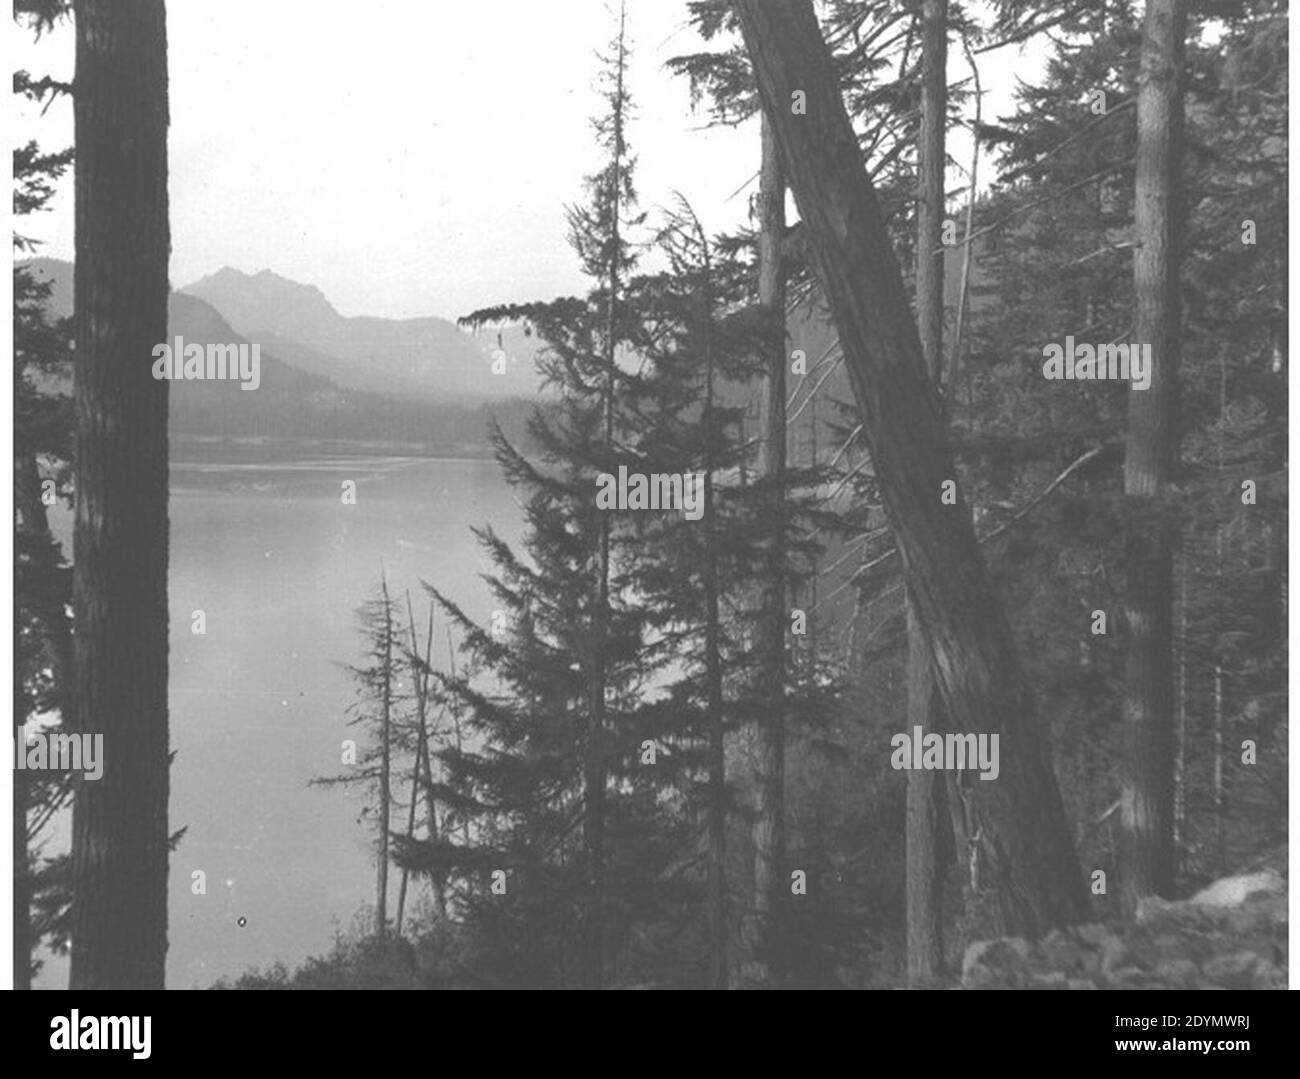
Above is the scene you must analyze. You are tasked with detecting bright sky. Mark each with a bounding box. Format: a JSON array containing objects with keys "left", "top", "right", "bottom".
[{"left": 10, "top": 0, "right": 1041, "bottom": 322}]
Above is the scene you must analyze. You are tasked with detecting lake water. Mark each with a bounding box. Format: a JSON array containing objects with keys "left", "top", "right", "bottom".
[{"left": 42, "top": 444, "right": 520, "bottom": 988}]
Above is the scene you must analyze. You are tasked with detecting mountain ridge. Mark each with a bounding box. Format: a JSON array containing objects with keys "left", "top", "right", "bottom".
[
  {"left": 17, "top": 258, "right": 537, "bottom": 455},
  {"left": 182, "top": 266, "right": 544, "bottom": 402}
]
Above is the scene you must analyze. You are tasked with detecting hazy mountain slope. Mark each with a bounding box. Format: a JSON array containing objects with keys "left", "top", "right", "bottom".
[
  {"left": 18, "top": 258, "right": 537, "bottom": 453},
  {"left": 21, "top": 257, "right": 337, "bottom": 402},
  {"left": 183, "top": 267, "right": 543, "bottom": 401}
]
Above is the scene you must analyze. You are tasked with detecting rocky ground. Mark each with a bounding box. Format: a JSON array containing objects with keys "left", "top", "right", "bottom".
[{"left": 961, "top": 865, "right": 1288, "bottom": 990}]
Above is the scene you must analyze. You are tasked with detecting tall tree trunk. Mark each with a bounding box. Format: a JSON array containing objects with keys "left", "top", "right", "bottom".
[
  {"left": 948, "top": 32, "right": 981, "bottom": 398},
  {"left": 1212, "top": 518, "right": 1225, "bottom": 874},
  {"left": 1173, "top": 554, "right": 1187, "bottom": 878},
  {"left": 1119, "top": 0, "right": 1185, "bottom": 915},
  {"left": 736, "top": 0, "right": 1087, "bottom": 937},
  {"left": 906, "top": 605, "right": 948, "bottom": 981},
  {"left": 583, "top": 1, "right": 630, "bottom": 990},
  {"left": 915, "top": 0, "right": 947, "bottom": 391},
  {"left": 906, "top": 0, "right": 948, "bottom": 987},
  {"left": 14, "top": 689, "right": 31, "bottom": 990},
  {"left": 69, "top": 0, "right": 171, "bottom": 990},
  {"left": 1213, "top": 656, "right": 1225, "bottom": 873},
  {"left": 585, "top": 419, "right": 611, "bottom": 988},
  {"left": 701, "top": 243, "right": 728, "bottom": 989},
  {"left": 746, "top": 111, "right": 787, "bottom": 985},
  {"left": 376, "top": 575, "right": 393, "bottom": 937},
  {"left": 805, "top": 394, "right": 818, "bottom": 676}
]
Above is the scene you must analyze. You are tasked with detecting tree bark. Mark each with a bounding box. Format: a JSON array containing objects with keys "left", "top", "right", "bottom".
[
  {"left": 745, "top": 111, "right": 788, "bottom": 985},
  {"left": 916, "top": 0, "right": 947, "bottom": 392},
  {"left": 1213, "top": 658, "right": 1224, "bottom": 873},
  {"left": 906, "top": 0, "right": 948, "bottom": 987},
  {"left": 906, "top": 606, "right": 949, "bottom": 981},
  {"left": 14, "top": 693, "right": 31, "bottom": 990},
  {"left": 948, "top": 32, "right": 981, "bottom": 398},
  {"left": 376, "top": 575, "right": 393, "bottom": 937},
  {"left": 736, "top": 0, "right": 1087, "bottom": 937},
  {"left": 1173, "top": 553, "right": 1186, "bottom": 877},
  {"left": 805, "top": 395, "right": 818, "bottom": 673},
  {"left": 1119, "top": 0, "right": 1184, "bottom": 915},
  {"left": 69, "top": 0, "right": 171, "bottom": 990},
  {"left": 702, "top": 247, "right": 728, "bottom": 990}
]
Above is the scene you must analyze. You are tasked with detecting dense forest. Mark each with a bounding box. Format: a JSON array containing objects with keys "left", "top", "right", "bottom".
[{"left": 13, "top": 0, "right": 1286, "bottom": 992}]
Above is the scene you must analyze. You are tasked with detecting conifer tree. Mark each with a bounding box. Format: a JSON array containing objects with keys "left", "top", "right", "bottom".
[
  {"left": 620, "top": 200, "right": 761, "bottom": 987},
  {"left": 419, "top": 3, "right": 656, "bottom": 987},
  {"left": 13, "top": 77, "right": 75, "bottom": 991},
  {"left": 312, "top": 577, "right": 407, "bottom": 938}
]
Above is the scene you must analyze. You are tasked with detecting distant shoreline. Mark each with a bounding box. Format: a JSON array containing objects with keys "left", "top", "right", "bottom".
[{"left": 170, "top": 433, "right": 498, "bottom": 462}]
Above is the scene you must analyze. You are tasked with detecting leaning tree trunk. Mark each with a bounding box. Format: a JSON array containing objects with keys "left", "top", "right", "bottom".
[
  {"left": 736, "top": 0, "right": 1087, "bottom": 937},
  {"left": 745, "top": 111, "right": 788, "bottom": 986},
  {"left": 906, "top": 0, "right": 949, "bottom": 987},
  {"left": 1119, "top": 0, "right": 1185, "bottom": 915},
  {"left": 69, "top": 0, "right": 171, "bottom": 990}
]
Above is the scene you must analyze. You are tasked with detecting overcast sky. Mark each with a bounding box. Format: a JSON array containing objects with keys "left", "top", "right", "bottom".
[{"left": 11, "top": 1, "right": 1041, "bottom": 322}]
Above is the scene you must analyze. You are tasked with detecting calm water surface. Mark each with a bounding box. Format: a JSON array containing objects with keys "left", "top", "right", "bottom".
[{"left": 44, "top": 444, "right": 519, "bottom": 988}]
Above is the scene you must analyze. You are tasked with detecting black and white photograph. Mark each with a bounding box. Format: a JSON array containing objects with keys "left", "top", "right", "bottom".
[{"left": 4, "top": 0, "right": 1293, "bottom": 1025}]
